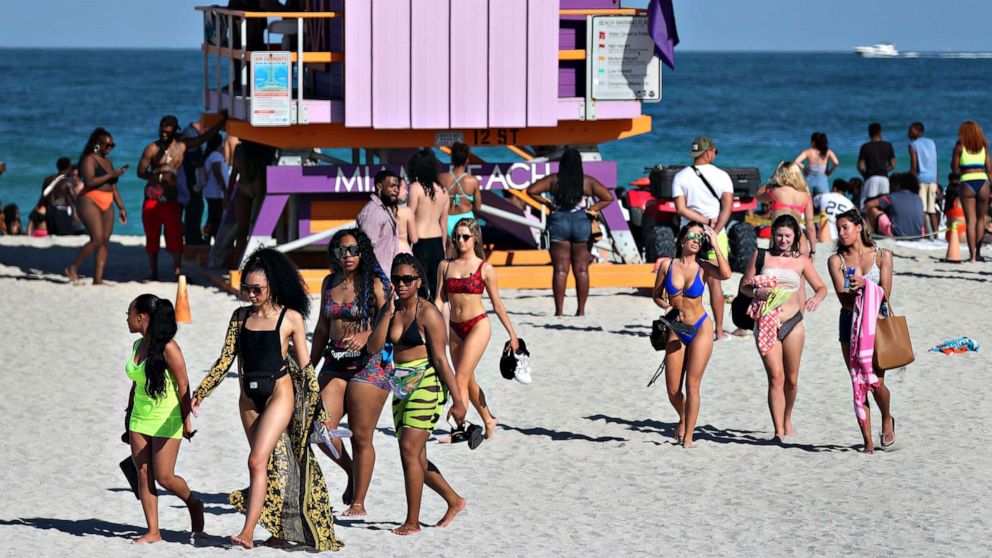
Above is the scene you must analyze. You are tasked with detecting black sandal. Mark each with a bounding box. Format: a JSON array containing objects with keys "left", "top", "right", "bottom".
[{"left": 446, "top": 421, "right": 486, "bottom": 450}]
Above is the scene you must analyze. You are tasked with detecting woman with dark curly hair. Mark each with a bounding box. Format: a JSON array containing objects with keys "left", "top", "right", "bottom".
[
  {"left": 309, "top": 228, "right": 392, "bottom": 517},
  {"left": 125, "top": 294, "right": 203, "bottom": 543},
  {"left": 368, "top": 252, "right": 468, "bottom": 535},
  {"left": 191, "top": 248, "right": 341, "bottom": 550},
  {"left": 740, "top": 215, "right": 827, "bottom": 442},
  {"left": 407, "top": 149, "right": 449, "bottom": 299}
]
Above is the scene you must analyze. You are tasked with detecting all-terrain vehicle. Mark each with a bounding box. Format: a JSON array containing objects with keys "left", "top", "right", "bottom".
[{"left": 623, "top": 166, "right": 762, "bottom": 273}]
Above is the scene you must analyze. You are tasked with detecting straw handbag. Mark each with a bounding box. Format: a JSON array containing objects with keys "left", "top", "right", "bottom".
[{"left": 873, "top": 299, "right": 914, "bottom": 370}]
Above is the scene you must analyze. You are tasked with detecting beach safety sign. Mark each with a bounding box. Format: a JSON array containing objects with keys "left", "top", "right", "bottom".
[
  {"left": 250, "top": 52, "right": 293, "bottom": 126},
  {"left": 587, "top": 16, "right": 662, "bottom": 102}
]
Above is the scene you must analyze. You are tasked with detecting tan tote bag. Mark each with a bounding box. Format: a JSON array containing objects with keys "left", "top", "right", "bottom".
[{"left": 873, "top": 298, "right": 914, "bottom": 370}]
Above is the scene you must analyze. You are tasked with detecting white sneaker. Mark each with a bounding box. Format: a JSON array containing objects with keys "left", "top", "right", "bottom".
[{"left": 514, "top": 354, "right": 532, "bottom": 384}]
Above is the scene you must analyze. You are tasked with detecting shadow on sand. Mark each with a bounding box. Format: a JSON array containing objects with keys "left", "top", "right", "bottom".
[
  {"left": 0, "top": 517, "right": 229, "bottom": 547},
  {"left": 496, "top": 422, "right": 627, "bottom": 443}
]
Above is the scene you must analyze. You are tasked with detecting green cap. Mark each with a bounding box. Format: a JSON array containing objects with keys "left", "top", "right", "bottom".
[{"left": 689, "top": 136, "right": 716, "bottom": 158}]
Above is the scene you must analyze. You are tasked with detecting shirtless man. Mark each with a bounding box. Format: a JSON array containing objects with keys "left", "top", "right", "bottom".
[
  {"left": 137, "top": 112, "right": 226, "bottom": 281},
  {"left": 406, "top": 149, "right": 449, "bottom": 299}
]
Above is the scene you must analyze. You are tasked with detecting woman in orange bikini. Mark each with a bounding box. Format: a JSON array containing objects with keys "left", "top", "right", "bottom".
[
  {"left": 434, "top": 218, "right": 519, "bottom": 441},
  {"left": 66, "top": 128, "right": 128, "bottom": 285}
]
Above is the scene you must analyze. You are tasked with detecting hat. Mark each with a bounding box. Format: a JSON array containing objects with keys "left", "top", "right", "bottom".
[{"left": 689, "top": 136, "right": 716, "bottom": 158}]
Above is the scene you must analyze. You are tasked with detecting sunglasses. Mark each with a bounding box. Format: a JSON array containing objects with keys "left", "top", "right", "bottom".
[
  {"left": 685, "top": 232, "right": 705, "bottom": 241},
  {"left": 390, "top": 274, "right": 420, "bottom": 285},
  {"left": 240, "top": 284, "right": 267, "bottom": 296},
  {"left": 454, "top": 234, "right": 473, "bottom": 242},
  {"left": 333, "top": 245, "right": 361, "bottom": 259},
  {"left": 104, "top": 142, "right": 116, "bottom": 149}
]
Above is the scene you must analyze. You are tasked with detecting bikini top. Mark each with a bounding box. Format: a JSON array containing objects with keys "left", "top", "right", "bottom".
[
  {"left": 390, "top": 299, "right": 425, "bottom": 348},
  {"left": 864, "top": 250, "right": 881, "bottom": 284},
  {"left": 239, "top": 307, "right": 288, "bottom": 373},
  {"left": 325, "top": 297, "right": 360, "bottom": 321},
  {"left": 766, "top": 188, "right": 808, "bottom": 213},
  {"left": 444, "top": 261, "right": 485, "bottom": 295},
  {"left": 449, "top": 173, "right": 475, "bottom": 207},
  {"left": 664, "top": 262, "right": 705, "bottom": 299},
  {"left": 762, "top": 267, "right": 801, "bottom": 292}
]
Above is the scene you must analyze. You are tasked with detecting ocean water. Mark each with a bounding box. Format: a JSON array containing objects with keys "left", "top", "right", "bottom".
[{"left": 1, "top": 49, "right": 990, "bottom": 235}]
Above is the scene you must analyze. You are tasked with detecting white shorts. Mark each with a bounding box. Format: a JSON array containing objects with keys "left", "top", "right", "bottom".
[
  {"left": 860, "top": 176, "right": 890, "bottom": 209},
  {"left": 919, "top": 182, "right": 939, "bottom": 213}
]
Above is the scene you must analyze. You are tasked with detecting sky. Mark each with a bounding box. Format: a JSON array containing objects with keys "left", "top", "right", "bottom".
[{"left": 1, "top": 0, "right": 990, "bottom": 51}]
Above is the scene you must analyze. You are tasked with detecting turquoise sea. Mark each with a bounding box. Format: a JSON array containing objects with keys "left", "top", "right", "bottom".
[{"left": 1, "top": 49, "right": 991, "bottom": 235}]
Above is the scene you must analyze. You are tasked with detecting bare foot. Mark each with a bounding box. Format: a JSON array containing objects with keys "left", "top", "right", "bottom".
[
  {"left": 64, "top": 266, "right": 79, "bottom": 285},
  {"left": 391, "top": 523, "right": 422, "bottom": 536},
  {"left": 230, "top": 533, "right": 254, "bottom": 549},
  {"left": 189, "top": 498, "right": 205, "bottom": 533},
  {"left": 133, "top": 531, "right": 162, "bottom": 544},
  {"left": 342, "top": 503, "right": 367, "bottom": 517},
  {"left": 436, "top": 497, "right": 467, "bottom": 527},
  {"left": 484, "top": 418, "right": 499, "bottom": 439},
  {"left": 858, "top": 445, "right": 875, "bottom": 454},
  {"left": 575, "top": 311, "right": 585, "bottom": 317},
  {"left": 682, "top": 439, "right": 696, "bottom": 449},
  {"left": 673, "top": 423, "right": 685, "bottom": 444},
  {"left": 784, "top": 421, "right": 796, "bottom": 436}
]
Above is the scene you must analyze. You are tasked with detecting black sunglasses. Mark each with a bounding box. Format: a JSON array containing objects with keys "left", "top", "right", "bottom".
[
  {"left": 333, "top": 245, "right": 361, "bottom": 259},
  {"left": 454, "top": 234, "right": 473, "bottom": 242},
  {"left": 390, "top": 274, "right": 420, "bottom": 285},
  {"left": 240, "top": 284, "right": 266, "bottom": 296}
]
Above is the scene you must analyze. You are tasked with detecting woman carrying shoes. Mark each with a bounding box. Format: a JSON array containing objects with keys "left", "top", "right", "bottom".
[
  {"left": 827, "top": 210, "right": 897, "bottom": 454},
  {"left": 368, "top": 253, "right": 468, "bottom": 535},
  {"left": 740, "top": 215, "right": 828, "bottom": 442},
  {"left": 191, "top": 248, "right": 341, "bottom": 550},
  {"left": 651, "top": 222, "right": 731, "bottom": 448},
  {"left": 124, "top": 294, "right": 203, "bottom": 544},
  {"left": 310, "top": 228, "right": 392, "bottom": 517},
  {"left": 435, "top": 217, "right": 519, "bottom": 441}
]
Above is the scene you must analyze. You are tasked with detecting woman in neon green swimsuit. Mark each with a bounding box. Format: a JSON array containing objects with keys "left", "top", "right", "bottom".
[
  {"left": 368, "top": 252, "right": 468, "bottom": 535},
  {"left": 125, "top": 294, "right": 203, "bottom": 544}
]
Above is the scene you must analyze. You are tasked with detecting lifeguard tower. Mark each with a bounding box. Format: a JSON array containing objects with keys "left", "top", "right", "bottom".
[{"left": 196, "top": 0, "right": 666, "bottom": 290}]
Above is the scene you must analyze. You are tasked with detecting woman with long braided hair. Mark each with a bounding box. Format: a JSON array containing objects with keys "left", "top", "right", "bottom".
[
  {"left": 368, "top": 252, "right": 468, "bottom": 535},
  {"left": 310, "top": 228, "right": 392, "bottom": 517},
  {"left": 125, "top": 294, "right": 203, "bottom": 543},
  {"left": 407, "top": 149, "right": 449, "bottom": 299}
]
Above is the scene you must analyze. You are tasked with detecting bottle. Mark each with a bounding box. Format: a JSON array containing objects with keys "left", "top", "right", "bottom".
[{"left": 844, "top": 267, "right": 855, "bottom": 292}]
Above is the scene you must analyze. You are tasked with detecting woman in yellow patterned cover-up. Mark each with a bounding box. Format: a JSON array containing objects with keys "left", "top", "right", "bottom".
[{"left": 191, "top": 248, "right": 342, "bottom": 551}]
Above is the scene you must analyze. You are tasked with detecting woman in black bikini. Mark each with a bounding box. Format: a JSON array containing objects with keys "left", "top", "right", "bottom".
[
  {"left": 368, "top": 253, "right": 468, "bottom": 535},
  {"left": 192, "top": 248, "right": 341, "bottom": 550},
  {"left": 310, "top": 228, "right": 392, "bottom": 517},
  {"left": 740, "top": 215, "right": 827, "bottom": 442}
]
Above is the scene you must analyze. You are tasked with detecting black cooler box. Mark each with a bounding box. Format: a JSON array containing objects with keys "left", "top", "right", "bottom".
[{"left": 649, "top": 166, "right": 762, "bottom": 199}]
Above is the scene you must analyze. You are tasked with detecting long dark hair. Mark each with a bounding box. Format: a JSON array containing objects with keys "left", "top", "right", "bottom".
[
  {"left": 555, "top": 148, "right": 584, "bottom": 210},
  {"left": 406, "top": 149, "right": 440, "bottom": 200},
  {"left": 675, "top": 221, "right": 707, "bottom": 259},
  {"left": 80, "top": 127, "right": 110, "bottom": 168},
  {"left": 834, "top": 209, "right": 876, "bottom": 254},
  {"left": 392, "top": 252, "right": 431, "bottom": 302},
  {"left": 328, "top": 228, "right": 389, "bottom": 329},
  {"left": 241, "top": 247, "right": 311, "bottom": 318},
  {"left": 771, "top": 214, "right": 802, "bottom": 254},
  {"left": 811, "top": 132, "right": 829, "bottom": 157},
  {"left": 133, "top": 294, "right": 177, "bottom": 400}
]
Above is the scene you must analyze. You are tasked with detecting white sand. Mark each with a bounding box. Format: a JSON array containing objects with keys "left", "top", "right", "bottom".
[{"left": 1, "top": 235, "right": 990, "bottom": 556}]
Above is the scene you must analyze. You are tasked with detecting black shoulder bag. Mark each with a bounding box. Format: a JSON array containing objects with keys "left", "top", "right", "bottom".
[{"left": 730, "top": 248, "right": 766, "bottom": 331}]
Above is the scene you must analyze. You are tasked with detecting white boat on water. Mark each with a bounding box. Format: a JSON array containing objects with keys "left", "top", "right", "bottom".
[{"left": 854, "top": 43, "right": 899, "bottom": 57}]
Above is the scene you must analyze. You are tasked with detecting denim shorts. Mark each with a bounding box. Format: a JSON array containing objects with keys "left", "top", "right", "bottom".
[{"left": 548, "top": 210, "right": 591, "bottom": 243}]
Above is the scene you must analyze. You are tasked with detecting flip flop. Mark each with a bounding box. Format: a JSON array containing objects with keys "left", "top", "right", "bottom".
[
  {"left": 467, "top": 424, "right": 485, "bottom": 450},
  {"left": 313, "top": 420, "right": 353, "bottom": 458},
  {"left": 880, "top": 417, "right": 896, "bottom": 448}
]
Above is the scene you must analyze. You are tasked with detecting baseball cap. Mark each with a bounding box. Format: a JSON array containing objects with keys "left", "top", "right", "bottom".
[{"left": 689, "top": 136, "right": 716, "bottom": 158}]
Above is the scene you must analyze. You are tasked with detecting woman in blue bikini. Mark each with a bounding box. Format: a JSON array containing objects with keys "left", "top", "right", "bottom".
[
  {"left": 950, "top": 121, "right": 991, "bottom": 263},
  {"left": 652, "top": 222, "right": 731, "bottom": 447}
]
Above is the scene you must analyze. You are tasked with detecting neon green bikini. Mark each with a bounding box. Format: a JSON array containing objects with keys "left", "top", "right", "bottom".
[{"left": 125, "top": 339, "right": 183, "bottom": 439}]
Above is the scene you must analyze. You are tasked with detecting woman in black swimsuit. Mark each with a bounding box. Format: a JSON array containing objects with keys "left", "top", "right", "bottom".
[{"left": 192, "top": 248, "right": 341, "bottom": 550}]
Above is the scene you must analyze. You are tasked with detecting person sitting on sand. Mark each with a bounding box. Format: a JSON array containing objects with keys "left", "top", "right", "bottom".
[
  {"left": 367, "top": 253, "right": 468, "bottom": 535},
  {"left": 124, "top": 294, "right": 204, "bottom": 543},
  {"left": 435, "top": 218, "right": 521, "bottom": 443},
  {"left": 864, "top": 172, "right": 925, "bottom": 239},
  {"left": 812, "top": 179, "right": 856, "bottom": 242},
  {"left": 740, "top": 215, "right": 828, "bottom": 442},
  {"left": 3, "top": 203, "right": 22, "bottom": 235},
  {"left": 26, "top": 203, "right": 47, "bottom": 237},
  {"left": 652, "top": 222, "right": 731, "bottom": 448},
  {"left": 827, "top": 210, "right": 897, "bottom": 454},
  {"left": 136, "top": 112, "right": 227, "bottom": 281},
  {"left": 192, "top": 248, "right": 341, "bottom": 550}
]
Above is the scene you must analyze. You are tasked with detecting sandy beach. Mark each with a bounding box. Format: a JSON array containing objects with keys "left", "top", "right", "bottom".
[{"left": 1, "top": 234, "right": 990, "bottom": 556}]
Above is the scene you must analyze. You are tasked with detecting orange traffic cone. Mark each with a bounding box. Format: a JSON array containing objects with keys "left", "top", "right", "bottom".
[
  {"left": 945, "top": 222, "right": 962, "bottom": 263},
  {"left": 817, "top": 213, "right": 831, "bottom": 244},
  {"left": 175, "top": 275, "right": 192, "bottom": 323}
]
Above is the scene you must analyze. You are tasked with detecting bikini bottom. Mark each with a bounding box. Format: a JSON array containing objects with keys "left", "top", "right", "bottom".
[
  {"left": 675, "top": 313, "right": 709, "bottom": 345},
  {"left": 962, "top": 179, "right": 988, "bottom": 195},
  {"left": 451, "top": 313, "right": 488, "bottom": 340},
  {"left": 777, "top": 312, "right": 804, "bottom": 341},
  {"left": 243, "top": 367, "right": 289, "bottom": 411}
]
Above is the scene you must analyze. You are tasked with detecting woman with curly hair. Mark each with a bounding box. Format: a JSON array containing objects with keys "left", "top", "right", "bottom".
[
  {"left": 309, "top": 228, "right": 391, "bottom": 517},
  {"left": 435, "top": 218, "right": 520, "bottom": 442},
  {"left": 651, "top": 222, "right": 731, "bottom": 447},
  {"left": 951, "top": 121, "right": 992, "bottom": 262},
  {"left": 740, "top": 215, "right": 828, "bottom": 442},
  {"left": 407, "top": 148, "right": 449, "bottom": 299},
  {"left": 191, "top": 248, "right": 341, "bottom": 550},
  {"left": 125, "top": 294, "right": 203, "bottom": 543},
  {"left": 368, "top": 253, "right": 468, "bottom": 535}
]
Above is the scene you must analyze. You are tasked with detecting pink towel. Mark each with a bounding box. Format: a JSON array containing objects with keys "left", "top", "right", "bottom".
[
  {"left": 745, "top": 275, "right": 779, "bottom": 356},
  {"left": 849, "top": 279, "right": 883, "bottom": 424}
]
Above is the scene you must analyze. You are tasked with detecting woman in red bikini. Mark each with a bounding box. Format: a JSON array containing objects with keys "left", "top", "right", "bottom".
[
  {"left": 434, "top": 218, "right": 519, "bottom": 440},
  {"left": 66, "top": 127, "right": 128, "bottom": 285},
  {"left": 757, "top": 162, "right": 816, "bottom": 259}
]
